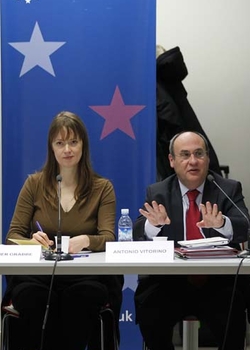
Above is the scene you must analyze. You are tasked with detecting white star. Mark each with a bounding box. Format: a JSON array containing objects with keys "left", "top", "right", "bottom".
[
  {"left": 25, "top": 0, "right": 31, "bottom": 3},
  {"left": 9, "top": 22, "right": 66, "bottom": 77}
]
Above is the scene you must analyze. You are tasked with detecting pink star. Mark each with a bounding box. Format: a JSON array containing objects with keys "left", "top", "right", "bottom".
[{"left": 89, "top": 86, "right": 145, "bottom": 140}]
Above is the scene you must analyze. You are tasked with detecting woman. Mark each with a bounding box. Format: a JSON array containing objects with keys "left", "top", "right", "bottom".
[{"left": 2, "top": 111, "right": 123, "bottom": 350}]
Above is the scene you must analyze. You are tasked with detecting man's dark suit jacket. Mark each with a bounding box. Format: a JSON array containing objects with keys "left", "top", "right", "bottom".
[{"left": 133, "top": 171, "right": 249, "bottom": 249}]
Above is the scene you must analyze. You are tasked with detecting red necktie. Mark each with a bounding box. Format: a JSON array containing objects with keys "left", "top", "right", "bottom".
[
  {"left": 186, "top": 190, "right": 203, "bottom": 240},
  {"left": 186, "top": 190, "right": 207, "bottom": 287}
]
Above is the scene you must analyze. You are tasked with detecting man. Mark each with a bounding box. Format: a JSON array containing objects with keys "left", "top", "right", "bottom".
[{"left": 133, "top": 131, "right": 249, "bottom": 350}]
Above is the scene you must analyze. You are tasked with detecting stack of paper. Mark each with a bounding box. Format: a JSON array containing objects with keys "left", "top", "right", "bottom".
[
  {"left": 177, "top": 236, "right": 229, "bottom": 248},
  {"left": 175, "top": 246, "right": 239, "bottom": 259},
  {"left": 175, "top": 236, "right": 239, "bottom": 259}
]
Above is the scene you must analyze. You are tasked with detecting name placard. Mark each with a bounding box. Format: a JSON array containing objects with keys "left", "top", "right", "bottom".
[
  {"left": 105, "top": 241, "right": 174, "bottom": 262},
  {"left": 0, "top": 245, "right": 42, "bottom": 262}
]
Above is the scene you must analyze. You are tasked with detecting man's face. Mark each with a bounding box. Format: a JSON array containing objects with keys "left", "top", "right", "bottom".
[{"left": 168, "top": 132, "right": 210, "bottom": 189}]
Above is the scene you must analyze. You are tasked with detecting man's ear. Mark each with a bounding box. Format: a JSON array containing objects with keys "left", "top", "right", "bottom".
[{"left": 168, "top": 154, "right": 174, "bottom": 169}]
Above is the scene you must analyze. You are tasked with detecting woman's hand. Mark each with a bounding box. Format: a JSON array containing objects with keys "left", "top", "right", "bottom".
[
  {"left": 32, "top": 231, "right": 54, "bottom": 249},
  {"left": 68, "top": 235, "right": 90, "bottom": 254}
]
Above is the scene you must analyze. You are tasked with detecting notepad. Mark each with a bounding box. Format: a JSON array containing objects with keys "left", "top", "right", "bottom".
[{"left": 8, "top": 238, "right": 47, "bottom": 250}]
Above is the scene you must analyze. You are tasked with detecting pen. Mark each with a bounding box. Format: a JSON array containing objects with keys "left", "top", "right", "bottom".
[
  {"left": 36, "top": 221, "right": 43, "bottom": 232},
  {"left": 36, "top": 221, "right": 53, "bottom": 251},
  {"left": 72, "top": 254, "right": 89, "bottom": 258}
]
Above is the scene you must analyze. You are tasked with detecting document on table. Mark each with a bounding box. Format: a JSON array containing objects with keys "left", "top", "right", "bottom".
[
  {"left": 175, "top": 246, "right": 239, "bottom": 259},
  {"left": 177, "top": 236, "right": 229, "bottom": 249}
]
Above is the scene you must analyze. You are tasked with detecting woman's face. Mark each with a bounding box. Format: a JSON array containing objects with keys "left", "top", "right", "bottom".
[{"left": 52, "top": 128, "right": 82, "bottom": 170}]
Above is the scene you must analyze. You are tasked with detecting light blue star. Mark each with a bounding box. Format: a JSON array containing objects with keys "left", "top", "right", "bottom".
[
  {"left": 9, "top": 22, "right": 66, "bottom": 77},
  {"left": 122, "top": 274, "right": 138, "bottom": 292}
]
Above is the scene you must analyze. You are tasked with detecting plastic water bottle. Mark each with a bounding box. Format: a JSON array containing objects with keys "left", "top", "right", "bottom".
[{"left": 118, "top": 208, "right": 133, "bottom": 241}]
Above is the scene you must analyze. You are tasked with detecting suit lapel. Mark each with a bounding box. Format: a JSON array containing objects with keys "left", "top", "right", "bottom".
[
  {"left": 166, "top": 178, "right": 184, "bottom": 242},
  {"left": 201, "top": 178, "right": 219, "bottom": 237},
  {"left": 202, "top": 179, "right": 218, "bottom": 204}
]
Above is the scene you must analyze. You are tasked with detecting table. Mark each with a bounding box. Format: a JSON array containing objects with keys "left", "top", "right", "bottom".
[
  {"left": 0, "top": 252, "right": 249, "bottom": 275},
  {"left": 1, "top": 253, "right": 249, "bottom": 350}
]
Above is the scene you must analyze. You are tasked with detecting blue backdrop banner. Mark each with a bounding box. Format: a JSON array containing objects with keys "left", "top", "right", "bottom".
[{"left": 1, "top": 1, "right": 156, "bottom": 349}]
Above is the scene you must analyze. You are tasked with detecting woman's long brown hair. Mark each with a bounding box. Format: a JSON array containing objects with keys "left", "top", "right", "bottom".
[{"left": 41, "top": 111, "right": 97, "bottom": 208}]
